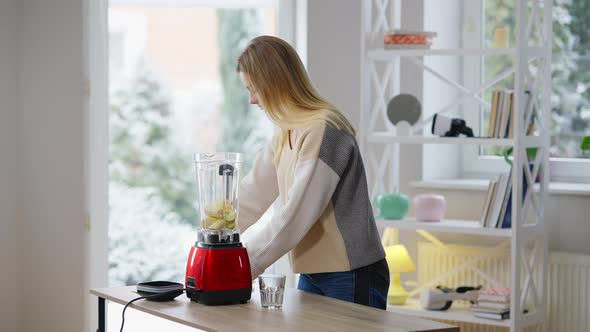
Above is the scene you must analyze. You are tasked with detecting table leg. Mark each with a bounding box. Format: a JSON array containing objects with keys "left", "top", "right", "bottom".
[{"left": 98, "top": 297, "right": 106, "bottom": 332}]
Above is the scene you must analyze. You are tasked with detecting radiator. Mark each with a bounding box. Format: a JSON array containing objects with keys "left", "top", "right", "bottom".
[
  {"left": 416, "top": 242, "right": 590, "bottom": 332},
  {"left": 547, "top": 252, "right": 590, "bottom": 332}
]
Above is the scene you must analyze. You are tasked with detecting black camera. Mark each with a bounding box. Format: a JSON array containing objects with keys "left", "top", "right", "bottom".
[{"left": 431, "top": 114, "right": 474, "bottom": 137}]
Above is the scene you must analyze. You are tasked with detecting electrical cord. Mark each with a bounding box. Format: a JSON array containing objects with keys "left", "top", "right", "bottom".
[{"left": 120, "top": 288, "right": 186, "bottom": 332}]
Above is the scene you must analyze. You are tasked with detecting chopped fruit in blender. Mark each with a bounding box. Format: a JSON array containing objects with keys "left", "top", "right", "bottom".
[
  {"left": 208, "top": 219, "right": 227, "bottom": 230},
  {"left": 204, "top": 199, "right": 234, "bottom": 218},
  {"left": 201, "top": 216, "right": 220, "bottom": 228},
  {"left": 224, "top": 210, "right": 236, "bottom": 222},
  {"left": 226, "top": 222, "right": 236, "bottom": 230}
]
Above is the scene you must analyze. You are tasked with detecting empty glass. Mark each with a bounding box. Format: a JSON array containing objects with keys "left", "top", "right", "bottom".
[{"left": 258, "top": 274, "right": 286, "bottom": 309}]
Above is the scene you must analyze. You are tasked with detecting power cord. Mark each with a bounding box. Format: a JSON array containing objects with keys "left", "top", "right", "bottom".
[{"left": 120, "top": 288, "right": 186, "bottom": 332}]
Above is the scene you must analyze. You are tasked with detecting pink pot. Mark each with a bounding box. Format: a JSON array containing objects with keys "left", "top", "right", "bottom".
[{"left": 413, "top": 194, "right": 447, "bottom": 222}]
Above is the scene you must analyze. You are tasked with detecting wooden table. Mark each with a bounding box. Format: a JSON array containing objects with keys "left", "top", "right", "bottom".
[{"left": 90, "top": 286, "right": 458, "bottom": 332}]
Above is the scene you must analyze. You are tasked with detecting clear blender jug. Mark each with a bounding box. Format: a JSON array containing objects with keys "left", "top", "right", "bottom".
[{"left": 194, "top": 152, "right": 242, "bottom": 244}]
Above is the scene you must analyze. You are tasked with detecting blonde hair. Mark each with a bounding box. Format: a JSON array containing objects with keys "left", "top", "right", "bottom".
[{"left": 236, "top": 35, "right": 355, "bottom": 160}]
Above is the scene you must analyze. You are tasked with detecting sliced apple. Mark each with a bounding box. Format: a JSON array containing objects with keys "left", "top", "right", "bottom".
[
  {"left": 208, "top": 218, "right": 227, "bottom": 230},
  {"left": 224, "top": 210, "right": 236, "bottom": 222}
]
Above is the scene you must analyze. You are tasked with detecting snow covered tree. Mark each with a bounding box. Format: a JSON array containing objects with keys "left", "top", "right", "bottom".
[
  {"left": 484, "top": 0, "right": 590, "bottom": 157},
  {"left": 110, "top": 59, "right": 197, "bottom": 225},
  {"left": 216, "top": 9, "right": 273, "bottom": 173}
]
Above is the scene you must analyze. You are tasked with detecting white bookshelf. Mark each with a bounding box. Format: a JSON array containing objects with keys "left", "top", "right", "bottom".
[
  {"left": 367, "top": 133, "right": 515, "bottom": 146},
  {"left": 387, "top": 299, "right": 511, "bottom": 328},
  {"left": 368, "top": 48, "right": 516, "bottom": 59},
  {"left": 361, "top": 1, "right": 551, "bottom": 331},
  {"left": 376, "top": 218, "right": 512, "bottom": 238},
  {"left": 368, "top": 132, "right": 543, "bottom": 147}
]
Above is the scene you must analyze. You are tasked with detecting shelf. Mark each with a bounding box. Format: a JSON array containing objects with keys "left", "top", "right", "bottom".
[
  {"left": 368, "top": 48, "right": 516, "bottom": 60},
  {"left": 411, "top": 179, "right": 590, "bottom": 196},
  {"left": 411, "top": 179, "right": 491, "bottom": 191},
  {"left": 387, "top": 299, "right": 510, "bottom": 327},
  {"left": 376, "top": 218, "right": 512, "bottom": 237},
  {"left": 367, "top": 133, "right": 514, "bottom": 146}
]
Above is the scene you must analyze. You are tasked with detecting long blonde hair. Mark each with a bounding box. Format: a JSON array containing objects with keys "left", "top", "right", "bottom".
[{"left": 236, "top": 36, "right": 355, "bottom": 160}]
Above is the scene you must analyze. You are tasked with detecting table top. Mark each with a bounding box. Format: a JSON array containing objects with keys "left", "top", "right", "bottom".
[{"left": 91, "top": 286, "right": 458, "bottom": 332}]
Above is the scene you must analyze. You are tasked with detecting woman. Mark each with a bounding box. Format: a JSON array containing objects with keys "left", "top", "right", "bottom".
[{"left": 236, "top": 36, "right": 389, "bottom": 309}]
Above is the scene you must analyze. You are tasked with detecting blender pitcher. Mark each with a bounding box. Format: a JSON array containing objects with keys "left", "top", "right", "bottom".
[
  {"left": 186, "top": 152, "right": 252, "bottom": 305},
  {"left": 194, "top": 152, "right": 242, "bottom": 244}
]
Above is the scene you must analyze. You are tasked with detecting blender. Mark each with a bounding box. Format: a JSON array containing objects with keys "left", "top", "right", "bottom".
[{"left": 185, "top": 152, "right": 252, "bottom": 305}]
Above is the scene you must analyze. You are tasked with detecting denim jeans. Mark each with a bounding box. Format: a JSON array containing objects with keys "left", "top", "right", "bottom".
[{"left": 297, "top": 259, "right": 390, "bottom": 310}]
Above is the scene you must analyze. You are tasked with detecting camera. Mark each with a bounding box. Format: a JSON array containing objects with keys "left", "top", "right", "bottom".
[{"left": 431, "top": 114, "right": 474, "bottom": 137}]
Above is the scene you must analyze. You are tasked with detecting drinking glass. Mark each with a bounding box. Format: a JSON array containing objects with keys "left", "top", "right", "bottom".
[{"left": 258, "top": 274, "right": 286, "bottom": 309}]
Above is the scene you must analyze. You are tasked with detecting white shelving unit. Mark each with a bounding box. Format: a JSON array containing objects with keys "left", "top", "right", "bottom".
[
  {"left": 360, "top": 1, "right": 551, "bottom": 331},
  {"left": 376, "top": 219, "right": 512, "bottom": 238},
  {"left": 387, "top": 299, "right": 511, "bottom": 328},
  {"left": 369, "top": 48, "right": 517, "bottom": 59}
]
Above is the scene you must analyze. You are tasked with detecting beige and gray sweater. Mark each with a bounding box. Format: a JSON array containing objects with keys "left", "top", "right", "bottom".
[{"left": 238, "top": 122, "right": 385, "bottom": 279}]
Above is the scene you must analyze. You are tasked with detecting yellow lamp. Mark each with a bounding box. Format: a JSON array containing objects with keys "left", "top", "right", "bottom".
[{"left": 385, "top": 245, "right": 416, "bottom": 305}]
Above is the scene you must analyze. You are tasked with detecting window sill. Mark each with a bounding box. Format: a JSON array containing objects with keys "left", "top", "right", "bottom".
[{"left": 411, "top": 179, "right": 590, "bottom": 196}]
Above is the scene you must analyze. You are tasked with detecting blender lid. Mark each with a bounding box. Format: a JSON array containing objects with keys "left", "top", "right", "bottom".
[{"left": 194, "top": 152, "right": 242, "bottom": 163}]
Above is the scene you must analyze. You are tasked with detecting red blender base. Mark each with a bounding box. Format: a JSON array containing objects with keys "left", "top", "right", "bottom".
[{"left": 185, "top": 240, "right": 252, "bottom": 305}]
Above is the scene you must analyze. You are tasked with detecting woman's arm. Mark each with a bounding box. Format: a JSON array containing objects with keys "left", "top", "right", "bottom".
[
  {"left": 238, "top": 141, "right": 279, "bottom": 233},
  {"left": 241, "top": 125, "right": 350, "bottom": 279}
]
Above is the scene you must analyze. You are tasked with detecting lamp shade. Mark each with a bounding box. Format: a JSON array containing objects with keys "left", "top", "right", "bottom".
[{"left": 385, "top": 245, "right": 416, "bottom": 273}]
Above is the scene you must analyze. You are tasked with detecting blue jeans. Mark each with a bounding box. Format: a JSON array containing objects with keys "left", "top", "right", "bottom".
[{"left": 297, "top": 259, "right": 389, "bottom": 310}]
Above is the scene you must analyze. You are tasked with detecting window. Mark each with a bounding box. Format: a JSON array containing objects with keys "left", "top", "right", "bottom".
[
  {"left": 461, "top": 0, "right": 590, "bottom": 182},
  {"left": 104, "top": 1, "right": 288, "bottom": 329},
  {"left": 108, "top": 0, "right": 278, "bottom": 287},
  {"left": 86, "top": 0, "right": 297, "bottom": 329}
]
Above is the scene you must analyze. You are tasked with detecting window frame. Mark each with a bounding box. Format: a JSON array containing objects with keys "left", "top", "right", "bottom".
[
  {"left": 459, "top": 1, "right": 590, "bottom": 183},
  {"left": 86, "top": 0, "right": 296, "bottom": 329}
]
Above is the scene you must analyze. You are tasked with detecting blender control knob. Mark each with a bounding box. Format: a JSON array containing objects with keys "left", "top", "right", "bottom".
[
  {"left": 207, "top": 233, "right": 219, "bottom": 243},
  {"left": 232, "top": 233, "right": 240, "bottom": 243}
]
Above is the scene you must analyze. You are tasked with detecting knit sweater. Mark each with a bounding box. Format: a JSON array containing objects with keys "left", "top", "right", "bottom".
[{"left": 238, "top": 122, "right": 385, "bottom": 279}]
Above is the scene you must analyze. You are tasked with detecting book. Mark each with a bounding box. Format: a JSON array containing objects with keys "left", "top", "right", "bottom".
[
  {"left": 500, "top": 164, "right": 531, "bottom": 229},
  {"left": 473, "top": 301, "right": 511, "bottom": 310},
  {"left": 480, "top": 179, "right": 497, "bottom": 227},
  {"left": 479, "top": 288, "right": 510, "bottom": 296},
  {"left": 494, "top": 92, "right": 506, "bottom": 138},
  {"left": 489, "top": 91, "right": 500, "bottom": 137},
  {"left": 474, "top": 311, "right": 510, "bottom": 320},
  {"left": 499, "top": 91, "right": 513, "bottom": 139},
  {"left": 506, "top": 92, "right": 514, "bottom": 138},
  {"left": 478, "top": 288, "right": 511, "bottom": 302},
  {"left": 486, "top": 174, "right": 509, "bottom": 228},
  {"left": 471, "top": 304, "right": 510, "bottom": 313},
  {"left": 505, "top": 90, "right": 535, "bottom": 138},
  {"left": 477, "top": 294, "right": 511, "bottom": 303},
  {"left": 497, "top": 168, "right": 513, "bottom": 228}
]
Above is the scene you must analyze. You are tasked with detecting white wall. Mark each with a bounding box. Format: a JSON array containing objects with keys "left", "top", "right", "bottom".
[
  {"left": 0, "top": 0, "right": 22, "bottom": 331},
  {"left": 305, "top": 0, "right": 361, "bottom": 129},
  {"left": 17, "top": 0, "right": 88, "bottom": 331}
]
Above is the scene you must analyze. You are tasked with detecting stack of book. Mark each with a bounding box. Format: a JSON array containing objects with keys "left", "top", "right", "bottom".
[
  {"left": 488, "top": 90, "right": 536, "bottom": 138},
  {"left": 480, "top": 171, "right": 512, "bottom": 229},
  {"left": 480, "top": 164, "right": 530, "bottom": 229},
  {"left": 489, "top": 90, "right": 514, "bottom": 138},
  {"left": 471, "top": 288, "right": 511, "bottom": 320}
]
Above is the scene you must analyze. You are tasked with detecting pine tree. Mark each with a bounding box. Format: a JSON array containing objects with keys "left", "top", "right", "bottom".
[{"left": 110, "top": 59, "right": 197, "bottom": 225}]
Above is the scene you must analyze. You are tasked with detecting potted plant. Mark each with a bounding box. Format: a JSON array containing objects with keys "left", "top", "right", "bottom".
[
  {"left": 581, "top": 136, "right": 590, "bottom": 157},
  {"left": 502, "top": 146, "right": 538, "bottom": 166}
]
